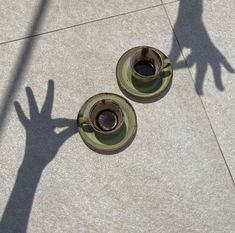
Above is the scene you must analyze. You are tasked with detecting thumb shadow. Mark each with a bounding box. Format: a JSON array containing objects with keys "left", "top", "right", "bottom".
[{"left": 0, "top": 80, "right": 77, "bottom": 233}]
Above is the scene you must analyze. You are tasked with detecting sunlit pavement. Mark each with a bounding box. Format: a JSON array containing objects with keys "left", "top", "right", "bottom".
[{"left": 0, "top": 0, "right": 235, "bottom": 232}]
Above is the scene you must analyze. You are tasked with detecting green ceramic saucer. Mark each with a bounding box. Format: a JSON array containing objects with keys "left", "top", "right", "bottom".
[
  {"left": 116, "top": 46, "right": 173, "bottom": 102},
  {"left": 77, "top": 93, "right": 137, "bottom": 154}
]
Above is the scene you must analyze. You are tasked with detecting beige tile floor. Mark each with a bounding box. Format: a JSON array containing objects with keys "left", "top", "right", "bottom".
[
  {"left": 165, "top": 0, "right": 235, "bottom": 179},
  {"left": 0, "top": 0, "right": 235, "bottom": 232},
  {"left": 0, "top": 0, "right": 161, "bottom": 43}
]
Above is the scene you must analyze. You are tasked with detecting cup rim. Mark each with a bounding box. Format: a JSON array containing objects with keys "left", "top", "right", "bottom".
[
  {"left": 89, "top": 99, "right": 124, "bottom": 134},
  {"left": 130, "top": 46, "right": 164, "bottom": 79}
]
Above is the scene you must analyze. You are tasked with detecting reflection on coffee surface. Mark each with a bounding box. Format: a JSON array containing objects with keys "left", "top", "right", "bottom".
[
  {"left": 134, "top": 60, "right": 155, "bottom": 76},
  {"left": 96, "top": 110, "right": 118, "bottom": 131}
]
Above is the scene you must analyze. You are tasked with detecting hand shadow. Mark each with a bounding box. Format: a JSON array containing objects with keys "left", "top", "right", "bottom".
[
  {"left": 0, "top": 80, "right": 77, "bottom": 233},
  {"left": 169, "top": 0, "right": 234, "bottom": 95}
]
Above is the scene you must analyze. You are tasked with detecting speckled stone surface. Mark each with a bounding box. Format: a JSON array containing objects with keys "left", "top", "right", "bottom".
[
  {"left": 165, "top": 0, "right": 235, "bottom": 179},
  {"left": 162, "top": 0, "right": 179, "bottom": 4},
  {"left": 0, "top": 0, "right": 160, "bottom": 43},
  {"left": 0, "top": 3, "right": 235, "bottom": 233}
]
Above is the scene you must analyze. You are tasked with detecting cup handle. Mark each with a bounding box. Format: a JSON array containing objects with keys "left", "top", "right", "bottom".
[
  {"left": 162, "top": 58, "right": 170, "bottom": 67},
  {"left": 78, "top": 116, "right": 90, "bottom": 126}
]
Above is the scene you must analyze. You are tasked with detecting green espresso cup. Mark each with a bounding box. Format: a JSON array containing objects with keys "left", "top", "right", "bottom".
[
  {"left": 130, "top": 46, "right": 164, "bottom": 84},
  {"left": 78, "top": 99, "right": 124, "bottom": 137}
]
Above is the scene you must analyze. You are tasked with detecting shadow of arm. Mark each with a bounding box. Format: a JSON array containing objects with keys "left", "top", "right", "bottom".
[{"left": 0, "top": 161, "right": 43, "bottom": 233}]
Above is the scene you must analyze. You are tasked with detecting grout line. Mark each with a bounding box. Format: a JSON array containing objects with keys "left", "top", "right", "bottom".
[
  {"left": 0, "top": 0, "right": 179, "bottom": 46},
  {"left": 163, "top": 0, "right": 180, "bottom": 6},
  {"left": 161, "top": 0, "right": 235, "bottom": 188},
  {"left": 1, "top": 0, "right": 233, "bottom": 186}
]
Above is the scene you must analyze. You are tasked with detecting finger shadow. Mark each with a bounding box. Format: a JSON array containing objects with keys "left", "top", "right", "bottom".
[
  {"left": 0, "top": 0, "right": 50, "bottom": 140},
  {"left": 168, "top": 0, "right": 234, "bottom": 95},
  {"left": 0, "top": 80, "right": 77, "bottom": 233}
]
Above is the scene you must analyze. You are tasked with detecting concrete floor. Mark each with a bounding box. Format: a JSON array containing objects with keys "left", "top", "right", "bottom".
[{"left": 0, "top": 0, "right": 235, "bottom": 232}]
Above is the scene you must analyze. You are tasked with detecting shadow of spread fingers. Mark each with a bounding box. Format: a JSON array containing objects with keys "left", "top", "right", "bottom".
[
  {"left": 41, "top": 80, "right": 54, "bottom": 117},
  {"left": 26, "top": 87, "right": 39, "bottom": 118},
  {"left": 195, "top": 63, "right": 207, "bottom": 95},
  {"left": 220, "top": 54, "right": 235, "bottom": 73},
  {"left": 211, "top": 62, "right": 224, "bottom": 91},
  {"left": 14, "top": 101, "right": 29, "bottom": 127}
]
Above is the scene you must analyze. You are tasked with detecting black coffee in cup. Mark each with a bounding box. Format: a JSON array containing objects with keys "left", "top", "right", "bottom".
[
  {"left": 134, "top": 60, "right": 155, "bottom": 76},
  {"left": 130, "top": 47, "right": 163, "bottom": 83},
  {"left": 88, "top": 99, "right": 124, "bottom": 135},
  {"left": 96, "top": 110, "right": 118, "bottom": 131}
]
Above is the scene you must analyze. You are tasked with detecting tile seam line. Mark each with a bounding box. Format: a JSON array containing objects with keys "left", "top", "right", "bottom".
[
  {"left": 161, "top": 0, "right": 235, "bottom": 188},
  {"left": 0, "top": 0, "right": 179, "bottom": 46}
]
